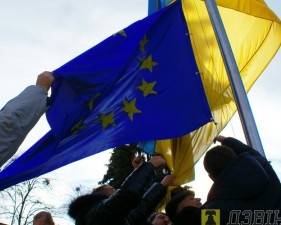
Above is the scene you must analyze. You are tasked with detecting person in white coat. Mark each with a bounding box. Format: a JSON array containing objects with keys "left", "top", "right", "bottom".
[{"left": 0, "top": 71, "right": 54, "bottom": 167}]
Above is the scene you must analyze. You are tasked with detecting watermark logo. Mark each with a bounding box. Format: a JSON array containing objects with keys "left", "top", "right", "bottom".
[
  {"left": 201, "top": 209, "right": 281, "bottom": 225},
  {"left": 227, "top": 210, "right": 281, "bottom": 225},
  {"left": 201, "top": 209, "right": 220, "bottom": 225}
]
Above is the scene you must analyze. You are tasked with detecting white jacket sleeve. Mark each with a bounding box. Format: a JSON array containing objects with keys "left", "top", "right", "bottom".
[{"left": 0, "top": 85, "right": 48, "bottom": 167}]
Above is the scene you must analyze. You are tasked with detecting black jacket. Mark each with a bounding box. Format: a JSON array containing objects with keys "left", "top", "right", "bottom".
[
  {"left": 172, "top": 206, "right": 201, "bottom": 225},
  {"left": 204, "top": 137, "right": 281, "bottom": 224},
  {"left": 68, "top": 162, "right": 167, "bottom": 225}
]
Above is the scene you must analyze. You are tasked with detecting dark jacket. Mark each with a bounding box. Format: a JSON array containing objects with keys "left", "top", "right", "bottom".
[
  {"left": 172, "top": 206, "right": 201, "bottom": 225},
  {"left": 204, "top": 137, "right": 281, "bottom": 224},
  {"left": 68, "top": 162, "right": 167, "bottom": 225},
  {"left": 127, "top": 182, "right": 167, "bottom": 225}
]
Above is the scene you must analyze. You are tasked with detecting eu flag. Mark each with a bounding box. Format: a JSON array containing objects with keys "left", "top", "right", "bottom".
[{"left": 0, "top": 1, "right": 211, "bottom": 190}]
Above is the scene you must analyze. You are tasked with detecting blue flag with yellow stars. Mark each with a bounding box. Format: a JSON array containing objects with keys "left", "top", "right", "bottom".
[{"left": 0, "top": 1, "right": 212, "bottom": 190}]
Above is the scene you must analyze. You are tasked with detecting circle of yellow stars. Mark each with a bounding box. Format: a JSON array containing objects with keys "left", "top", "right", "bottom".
[{"left": 71, "top": 29, "right": 159, "bottom": 134}]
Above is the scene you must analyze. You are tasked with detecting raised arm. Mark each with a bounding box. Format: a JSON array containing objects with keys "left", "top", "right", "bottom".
[{"left": 0, "top": 71, "right": 54, "bottom": 167}]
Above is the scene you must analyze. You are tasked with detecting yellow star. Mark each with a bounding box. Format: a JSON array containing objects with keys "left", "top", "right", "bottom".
[
  {"left": 88, "top": 99, "right": 94, "bottom": 111},
  {"left": 139, "top": 35, "right": 149, "bottom": 53},
  {"left": 99, "top": 112, "right": 115, "bottom": 130},
  {"left": 88, "top": 93, "right": 101, "bottom": 111},
  {"left": 113, "top": 29, "right": 127, "bottom": 37},
  {"left": 121, "top": 98, "right": 142, "bottom": 121},
  {"left": 138, "top": 55, "right": 158, "bottom": 72},
  {"left": 137, "top": 79, "right": 157, "bottom": 97},
  {"left": 71, "top": 119, "right": 87, "bottom": 135}
]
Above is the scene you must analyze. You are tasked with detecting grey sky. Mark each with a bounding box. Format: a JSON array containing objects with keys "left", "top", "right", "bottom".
[{"left": 0, "top": 0, "right": 280, "bottom": 224}]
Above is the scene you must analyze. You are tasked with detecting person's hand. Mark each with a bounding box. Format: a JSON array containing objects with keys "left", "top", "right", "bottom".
[
  {"left": 213, "top": 135, "right": 226, "bottom": 144},
  {"left": 161, "top": 174, "right": 174, "bottom": 187},
  {"left": 132, "top": 156, "right": 143, "bottom": 169},
  {"left": 36, "top": 71, "right": 54, "bottom": 92},
  {"left": 148, "top": 155, "right": 166, "bottom": 169}
]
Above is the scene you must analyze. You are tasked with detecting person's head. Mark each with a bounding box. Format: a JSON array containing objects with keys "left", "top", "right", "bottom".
[
  {"left": 33, "top": 211, "right": 54, "bottom": 225},
  {"left": 165, "top": 188, "right": 201, "bottom": 222},
  {"left": 148, "top": 212, "right": 172, "bottom": 225},
  {"left": 203, "top": 145, "right": 237, "bottom": 181},
  {"left": 68, "top": 185, "right": 115, "bottom": 224},
  {"left": 91, "top": 184, "right": 116, "bottom": 196}
]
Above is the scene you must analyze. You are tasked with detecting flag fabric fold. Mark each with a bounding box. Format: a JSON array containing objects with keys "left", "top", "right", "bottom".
[
  {"left": 1, "top": 0, "right": 280, "bottom": 190},
  {"left": 154, "top": 0, "right": 281, "bottom": 185},
  {"left": 0, "top": 1, "right": 212, "bottom": 190}
]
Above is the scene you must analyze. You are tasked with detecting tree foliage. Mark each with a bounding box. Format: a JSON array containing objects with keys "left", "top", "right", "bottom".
[
  {"left": 0, "top": 177, "right": 55, "bottom": 225},
  {"left": 98, "top": 144, "right": 169, "bottom": 189},
  {"left": 98, "top": 144, "right": 148, "bottom": 188}
]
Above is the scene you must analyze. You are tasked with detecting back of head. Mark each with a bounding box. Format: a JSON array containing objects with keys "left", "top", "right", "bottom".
[
  {"left": 203, "top": 145, "right": 236, "bottom": 180},
  {"left": 91, "top": 184, "right": 116, "bottom": 196},
  {"left": 33, "top": 211, "right": 54, "bottom": 225}
]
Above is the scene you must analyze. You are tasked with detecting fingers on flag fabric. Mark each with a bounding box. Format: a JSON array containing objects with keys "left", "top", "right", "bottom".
[{"left": 0, "top": 1, "right": 212, "bottom": 190}]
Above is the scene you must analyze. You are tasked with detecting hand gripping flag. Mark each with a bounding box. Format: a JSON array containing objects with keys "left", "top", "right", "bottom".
[{"left": 0, "top": 1, "right": 212, "bottom": 190}]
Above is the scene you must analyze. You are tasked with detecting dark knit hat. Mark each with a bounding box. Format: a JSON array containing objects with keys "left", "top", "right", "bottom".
[
  {"left": 165, "top": 190, "right": 194, "bottom": 222},
  {"left": 203, "top": 145, "right": 236, "bottom": 179}
]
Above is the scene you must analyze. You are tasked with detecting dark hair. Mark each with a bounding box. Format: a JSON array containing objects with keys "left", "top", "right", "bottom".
[
  {"left": 170, "top": 185, "right": 193, "bottom": 198},
  {"left": 165, "top": 187, "right": 195, "bottom": 222},
  {"left": 203, "top": 145, "right": 236, "bottom": 180},
  {"left": 33, "top": 211, "right": 54, "bottom": 225},
  {"left": 91, "top": 185, "right": 109, "bottom": 195}
]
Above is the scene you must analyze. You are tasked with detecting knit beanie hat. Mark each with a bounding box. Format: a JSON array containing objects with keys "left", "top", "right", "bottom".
[{"left": 203, "top": 145, "right": 236, "bottom": 179}]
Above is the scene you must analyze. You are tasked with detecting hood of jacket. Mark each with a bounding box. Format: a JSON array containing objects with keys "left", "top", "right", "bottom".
[{"left": 68, "top": 193, "right": 108, "bottom": 222}]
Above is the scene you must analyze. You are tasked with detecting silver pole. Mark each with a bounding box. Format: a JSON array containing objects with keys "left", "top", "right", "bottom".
[{"left": 205, "top": 0, "right": 265, "bottom": 156}]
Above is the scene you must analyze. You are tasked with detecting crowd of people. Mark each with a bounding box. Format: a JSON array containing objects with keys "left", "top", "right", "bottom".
[{"left": 1, "top": 72, "right": 281, "bottom": 225}]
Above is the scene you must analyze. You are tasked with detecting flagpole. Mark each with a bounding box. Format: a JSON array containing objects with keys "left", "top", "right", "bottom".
[{"left": 204, "top": 0, "right": 265, "bottom": 156}]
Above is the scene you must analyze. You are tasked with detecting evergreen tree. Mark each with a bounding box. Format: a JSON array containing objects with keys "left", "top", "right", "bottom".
[
  {"left": 99, "top": 144, "right": 170, "bottom": 188},
  {"left": 99, "top": 144, "right": 147, "bottom": 188}
]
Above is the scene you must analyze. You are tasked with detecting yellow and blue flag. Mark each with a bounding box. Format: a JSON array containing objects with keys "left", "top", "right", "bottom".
[
  {"left": 1, "top": 0, "right": 279, "bottom": 190},
  {"left": 0, "top": 1, "right": 212, "bottom": 190},
  {"left": 155, "top": 0, "right": 281, "bottom": 185}
]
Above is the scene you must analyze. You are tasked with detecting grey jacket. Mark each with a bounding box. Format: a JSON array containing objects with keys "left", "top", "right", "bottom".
[{"left": 0, "top": 85, "right": 48, "bottom": 167}]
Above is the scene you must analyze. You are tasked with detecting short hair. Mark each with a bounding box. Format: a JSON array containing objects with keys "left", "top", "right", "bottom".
[
  {"left": 33, "top": 211, "right": 54, "bottom": 225},
  {"left": 203, "top": 145, "right": 236, "bottom": 180},
  {"left": 170, "top": 185, "right": 194, "bottom": 198},
  {"left": 165, "top": 188, "right": 195, "bottom": 222},
  {"left": 91, "top": 185, "right": 110, "bottom": 195}
]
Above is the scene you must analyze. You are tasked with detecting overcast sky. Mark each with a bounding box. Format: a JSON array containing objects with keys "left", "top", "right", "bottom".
[{"left": 0, "top": 1, "right": 281, "bottom": 224}]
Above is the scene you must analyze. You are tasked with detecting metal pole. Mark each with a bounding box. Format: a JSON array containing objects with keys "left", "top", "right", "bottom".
[{"left": 205, "top": 0, "right": 265, "bottom": 156}]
